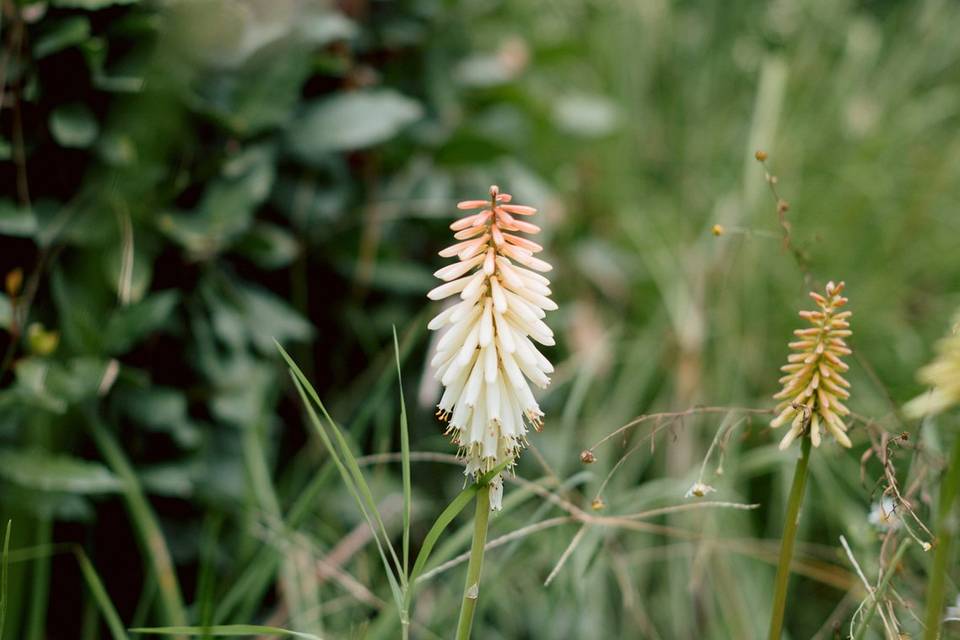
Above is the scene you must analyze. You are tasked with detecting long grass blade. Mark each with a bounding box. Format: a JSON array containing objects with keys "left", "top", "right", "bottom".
[
  {"left": 278, "top": 344, "right": 405, "bottom": 584},
  {"left": 393, "top": 326, "right": 412, "bottom": 581},
  {"left": 1, "top": 520, "right": 10, "bottom": 640},
  {"left": 287, "top": 370, "right": 404, "bottom": 610},
  {"left": 75, "top": 548, "right": 129, "bottom": 640},
  {"left": 130, "top": 625, "right": 322, "bottom": 639}
]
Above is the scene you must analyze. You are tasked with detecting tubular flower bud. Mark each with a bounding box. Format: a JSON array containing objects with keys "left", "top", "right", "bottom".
[
  {"left": 427, "top": 185, "right": 556, "bottom": 510},
  {"left": 904, "top": 314, "right": 960, "bottom": 418},
  {"left": 770, "top": 281, "right": 853, "bottom": 450}
]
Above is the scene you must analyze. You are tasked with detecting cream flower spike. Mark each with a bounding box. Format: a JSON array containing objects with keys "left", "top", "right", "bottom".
[
  {"left": 427, "top": 185, "right": 556, "bottom": 510},
  {"left": 904, "top": 313, "right": 960, "bottom": 418},
  {"left": 770, "top": 281, "right": 853, "bottom": 450}
]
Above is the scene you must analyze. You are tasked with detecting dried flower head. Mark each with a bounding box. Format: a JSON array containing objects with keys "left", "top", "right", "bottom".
[
  {"left": 770, "top": 281, "right": 853, "bottom": 450},
  {"left": 427, "top": 185, "right": 556, "bottom": 510},
  {"left": 904, "top": 315, "right": 960, "bottom": 418}
]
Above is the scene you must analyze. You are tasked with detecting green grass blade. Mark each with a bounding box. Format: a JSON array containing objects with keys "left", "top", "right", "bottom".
[
  {"left": 277, "top": 342, "right": 405, "bottom": 585},
  {"left": 407, "top": 462, "right": 510, "bottom": 603},
  {"left": 75, "top": 548, "right": 129, "bottom": 640},
  {"left": 393, "top": 326, "right": 412, "bottom": 581},
  {"left": 195, "top": 513, "right": 222, "bottom": 639},
  {"left": 130, "top": 625, "right": 323, "bottom": 639},
  {"left": 287, "top": 371, "right": 404, "bottom": 611},
  {"left": 1, "top": 520, "right": 10, "bottom": 640},
  {"left": 85, "top": 407, "right": 186, "bottom": 627}
]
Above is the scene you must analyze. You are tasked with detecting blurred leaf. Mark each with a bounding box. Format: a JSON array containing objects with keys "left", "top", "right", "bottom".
[
  {"left": 161, "top": 145, "right": 276, "bottom": 256},
  {"left": 232, "top": 284, "right": 313, "bottom": 354},
  {"left": 234, "top": 222, "right": 300, "bottom": 269},
  {"left": 51, "top": 0, "right": 138, "bottom": 8},
  {"left": 33, "top": 16, "right": 91, "bottom": 58},
  {"left": 552, "top": 94, "right": 620, "bottom": 138},
  {"left": 50, "top": 104, "right": 100, "bottom": 149},
  {"left": 45, "top": 357, "right": 111, "bottom": 403},
  {"left": 0, "top": 483, "right": 94, "bottom": 521},
  {"left": 12, "top": 359, "right": 68, "bottom": 414},
  {"left": 0, "top": 294, "right": 10, "bottom": 330},
  {"left": 115, "top": 386, "right": 200, "bottom": 447},
  {"left": 105, "top": 290, "right": 179, "bottom": 353},
  {"left": 140, "top": 464, "right": 195, "bottom": 498},
  {"left": 287, "top": 89, "right": 423, "bottom": 159},
  {"left": 0, "top": 450, "right": 121, "bottom": 493},
  {"left": 348, "top": 259, "right": 434, "bottom": 294},
  {"left": 190, "top": 39, "right": 314, "bottom": 135},
  {"left": 296, "top": 12, "right": 358, "bottom": 46},
  {"left": 0, "top": 199, "right": 38, "bottom": 237}
]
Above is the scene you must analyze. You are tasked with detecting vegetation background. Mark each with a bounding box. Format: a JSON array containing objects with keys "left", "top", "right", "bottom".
[{"left": 1, "top": 0, "right": 959, "bottom": 638}]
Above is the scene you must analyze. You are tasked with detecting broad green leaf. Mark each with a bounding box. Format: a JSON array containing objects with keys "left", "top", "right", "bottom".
[
  {"left": 0, "top": 200, "right": 37, "bottom": 237},
  {"left": 0, "top": 450, "right": 121, "bottom": 493},
  {"left": 234, "top": 285, "right": 313, "bottom": 354},
  {"left": 551, "top": 93, "right": 620, "bottom": 138},
  {"left": 161, "top": 145, "right": 276, "bottom": 256},
  {"left": 33, "top": 16, "right": 91, "bottom": 59},
  {"left": 115, "top": 387, "right": 200, "bottom": 447},
  {"left": 105, "top": 290, "right": 179, "bottom": 353},
  {"left": 288, "top": 89, "right": 422, "bottom": 159},
  {"left": 296, "top": 12, "right": 357, "bottom": 46},
  {"left": 0, "top": 294, "right": 10, "bottom": 330},
  {"left": 51, "top": 0, "right": 138, "bottom": 8},
  {"left": 44, "top": 357, "right": 111, "bottom": 404},
  {"left": 131, "top": 625, "right": 321, "bottom": 639},
  {"left": 234, "top": 222, "right": 299, "bottom": 269},
  {"left": 50, "top": 104, "right": 99, "bottom": 149}
]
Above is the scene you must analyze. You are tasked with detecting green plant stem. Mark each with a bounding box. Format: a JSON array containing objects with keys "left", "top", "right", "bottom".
[
  {"left": 455, "top": 483, "right": 491, "bottom": 640},
  {"left": 923, "top": 436, "right": 960, "bottom": 640},
  {"left": 768, "top": 436, "right": 812, "bottom": 640}
]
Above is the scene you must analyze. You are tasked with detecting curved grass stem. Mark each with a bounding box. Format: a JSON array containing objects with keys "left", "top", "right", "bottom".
[
  {"left": 455, "top": 483, "right": 491, "bottom": 640},
  {"left": 768, "top": 436, "right": 812, "bottom": 640},
  {"left": 923, "top": 436, "right": 960, "bottom": 640}
]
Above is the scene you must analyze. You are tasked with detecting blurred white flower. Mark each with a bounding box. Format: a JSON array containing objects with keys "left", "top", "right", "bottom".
[
  {"left": 685, "top": 482, "right": 716, "bottom": 499},
  {"left": 867, "top": 496, "right": 901, "bottom": 532}
]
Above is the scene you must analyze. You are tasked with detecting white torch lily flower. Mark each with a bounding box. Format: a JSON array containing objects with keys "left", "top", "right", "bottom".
[{"left": 427, "top": 185, "right": 556, "bottom": 510}]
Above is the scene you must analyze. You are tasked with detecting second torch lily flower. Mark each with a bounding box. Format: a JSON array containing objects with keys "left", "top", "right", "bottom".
[{"left": 427, "top": 185, "right": 556, "bottom": 510}]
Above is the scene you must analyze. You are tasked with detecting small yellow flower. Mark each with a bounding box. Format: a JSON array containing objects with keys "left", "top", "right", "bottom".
[
  {"left": 27, "top": 322, "right": 60, "bottom": 356},
  {"left": 6, "top": 268, "right": 23, "bottom": 297},
  {"left": 770, "top": 281, "right": 853, "bottom": 449},
  {"left": 711, "top": 224, "right": 724, "bottom": 237},
  {"left": 904, "top": 316, "right": 960, "bottom": 418}
]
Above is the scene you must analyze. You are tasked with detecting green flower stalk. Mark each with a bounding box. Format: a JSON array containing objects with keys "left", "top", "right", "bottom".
[{"left": 768, "top": 281, "right": 852, "bottom": 640}]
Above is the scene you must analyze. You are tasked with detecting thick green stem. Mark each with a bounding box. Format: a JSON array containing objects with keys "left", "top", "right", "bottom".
[
  {"left": 455, "top": 483, "right": 491, "bottom": 640},
  {"left": 768, "top": 436, "right": 812, "bottom": 640},
  {"left": 923, "top": 436, "right": 960, "bottom": 640}
]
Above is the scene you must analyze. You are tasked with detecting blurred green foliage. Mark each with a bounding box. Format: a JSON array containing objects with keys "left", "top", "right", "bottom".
[{"left": 1, "top": 0, "right": 960, "bottom": 638}]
